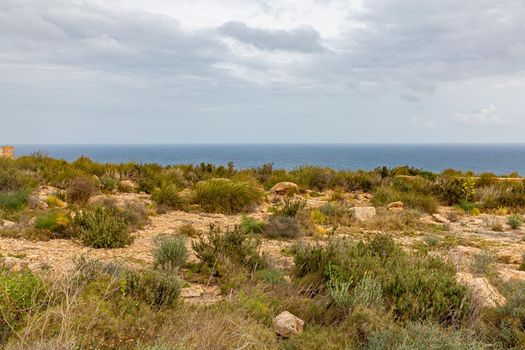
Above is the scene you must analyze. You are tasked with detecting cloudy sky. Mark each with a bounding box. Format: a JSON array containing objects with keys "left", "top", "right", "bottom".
[{"left": 1, "top": 0, "right": 524, "bottom": 143}]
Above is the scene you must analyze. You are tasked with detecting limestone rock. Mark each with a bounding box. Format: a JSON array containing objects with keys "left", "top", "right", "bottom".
[
  {"left": 350, "top": 207, "right": 377, "bottom": 222},
  {"left": 498, "top": 268, "right": 525, "bottom": 283},
  {"left": 456, "top": 272, "right": 507, "bottom": 309},
  {"left": 0, "top": 257, "right": 29, "bottom": 272},
  {"left": 432, "top": 213, "right": 450, "bottom": 224},
  {"left": 270, "top": 182, "right": 299, "bottom": 195},
  {"left": 386, "top": 201, "right": 404, "bottom": 212},
  {"left": 1, "top": 220, "right": 16, "bottom": 230},
  {"left": 274, "top": 311, "right": 305, "bottom": 338}
]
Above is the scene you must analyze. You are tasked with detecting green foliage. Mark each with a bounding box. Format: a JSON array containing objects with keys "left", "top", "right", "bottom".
[
  {"left": 192, "top": 225, "right": 266, "bottom": 272},
  {"left": 481, "top": 282, "right": 525, "bottom": 348},
  {"left": 34, "top": 212, "right": 71, "bottom": 237},
  {"left": 432, "top": 176, "right": 465, "bottom": 205},
  {"left": 253, "top": 269, "right": 286, "bottom": 285},
  {"left": 73, "top": 207, "right": 132, "bottom": 248},
  {"left": 192, "top": 178, "right": 264, "bottom": 214},
  {"left": 240, "top": 215, "right": 266, "bottom": 234},
  {"left": 123, "top": 269, "right": 181, "bottom": 307},
  {"left": 0, "top": 190, "right": 28, "bottom": 212},
  {"left": 151, "top": 184, "right": 187, "bottom": 210},
  {"left": 507, "top": 214, "right": 524, "bottom": 229},
  {"left": 100, "top": 173, "right": 119, "bottom": 191},
  {"left": 461, "top": 177, "right": 476, "bottom": 202},
  {"left": 66, "top": 176, "right": 99, "bottom": 204},
  {"left": 0, "top": 269, "right": 43, "bottom": 343},
  {"left": 293, "top": 236, "right": 469, "bottom": 325},
  {"left": 352, "top": 273, "right": 383, "bottom": 309},
  {"left": 153, "top": 235, "right": 188, "bottom": 271},
  {"left": 470, "top": 250, "right": 495, "bottom": 275}
]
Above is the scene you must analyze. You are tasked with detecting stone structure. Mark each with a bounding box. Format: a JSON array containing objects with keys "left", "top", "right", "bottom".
[{"left": 0, "top": 146, "right": 14, "bottom": 159}]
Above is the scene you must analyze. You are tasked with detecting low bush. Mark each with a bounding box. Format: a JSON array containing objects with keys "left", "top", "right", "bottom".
[
  {"left": 153, "top": 235, "right": 188, "bottom": 271},
  {"left": 263, "top": 216, "right": 302, "bottom": 239},
  {"left": 290, "top": 166, "right": 335, "bottom": 191},
  {"left": 293, "top": 236, "right": 469, "bottom": 325},
  {"left": 0, "top": 190, "right": 28, "bottom": 212},
  {"left": 0, "top": 269, "right": 43, "bottom": 343},
  {"left": 73, "top": 207, "right": 132, "bottom": 248},
  {"left": 192, "top": 225, "right": 266, "bottom": 273},
  {"left": 66, "top": 176, "right": 99, "bottom": 204},
  {"left": 178, "top": 224, "right": 199, "bottom": 237},
  {"left": 192, "top": 178, "right": 264, "bottom": 214},
  {"left": 240, "top": 215, "right": 266, "bottom": 234},
  {"left": 34, "top": 212, "right": 71, "bottom": 238},
  {"left": 507, "top": 214, "right": 524, "bottom": 229},
  {"left": 270, "top": 198, "right": 306, "bottom": 218}
]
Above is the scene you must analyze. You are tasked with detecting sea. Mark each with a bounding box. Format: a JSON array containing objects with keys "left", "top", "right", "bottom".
[{"left": 11, "top": 144, "right": 525, "bottom": 175}]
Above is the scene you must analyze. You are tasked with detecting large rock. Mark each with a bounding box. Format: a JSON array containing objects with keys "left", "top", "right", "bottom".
[
  {"left": 274, "top": 311, "right": 305, "bottom": 338},
  {"left": 270, "top": 182, "right": 299, "bottom": 195},
  {"left": 456, "top": 272, "right": 507, "bottom": 309},
  {"left": 350, "top": 207, "right": 377, "bottom": 222}
]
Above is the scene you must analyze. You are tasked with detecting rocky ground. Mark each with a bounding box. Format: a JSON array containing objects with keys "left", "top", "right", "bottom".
[{"left": 1, "top": 187, "right": 525, "bottom": 307}]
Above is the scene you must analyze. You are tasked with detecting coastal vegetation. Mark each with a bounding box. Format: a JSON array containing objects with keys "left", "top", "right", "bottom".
[{"left": 1, "top": 153, "right": 525, "bottom": 349}]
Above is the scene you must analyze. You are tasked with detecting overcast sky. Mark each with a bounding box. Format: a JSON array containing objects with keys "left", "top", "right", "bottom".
[{"left": 1, "top": 0, "right": 524, "bottom": 144}]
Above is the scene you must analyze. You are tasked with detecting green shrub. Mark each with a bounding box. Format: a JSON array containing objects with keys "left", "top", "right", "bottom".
[
  {"left": 151, "top": 184, "right": 187, "bottom": 211},
  {"left": 240, "top": 215, "right": 266, "bottom": 234},
  {"left": 73, "top": 207, "right": 132, "bottom": 248},
  {"left": 123, "top": 269, "right": 181, "bottom": 307},
  {"left": 153, "top": 235, "right": 188, "bottom": 271},
  {"left": 178, "top": 224, "right": 199, "bottom": 237},
  {"left": 34, "top": 212, "right": 71, "bottom": 237},
  {"left": 66, "top": 176, "right": 98, "bottom": 204},
  {"left": 481, "top": 282, "right": 525, "bottom": 348},
  {"left": 293, "top": 236, "right": 469, "bottom": 325},
  {"left": 100, "top": 173, "right": 119, "bottom": 191},
  {"left": 0, "top": 269, "right": 43, "bottom": 343},
  {"left": 327, "top": 279, "right": 353, "bottom": 312},
  {"left": 470, "top": 250, "right": 495, "bottom": 275},
  {"left": 263, "top": 216, "right": 302, "bottom": 239},
  {"left": 0, "top": 190, "right": 28, "bottom": 212},
  {"left": 192, "top": 225, "right": 266, "bottom": 272},
  {"left": 0, "top": 166, "right": 38, "bottom": 192},
  {"left": 432, "top": 176, "right": 465, "bottom": 205},
  {"left": 507, "top": 214, "right": 524, "bottom": 229},
  {"left": 352, "top": 273, "right": 383, "bottom": 309},
  {"left": 270, "top": 198, "right": 306, "bottom": 218},
  {"left": 192, "top": 178, "right": 263, "bottom": 214}
]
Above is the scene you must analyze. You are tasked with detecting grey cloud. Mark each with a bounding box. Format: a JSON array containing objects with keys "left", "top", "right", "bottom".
[{"left": 219, "top": 21, "right": 325, "bottom": 52}]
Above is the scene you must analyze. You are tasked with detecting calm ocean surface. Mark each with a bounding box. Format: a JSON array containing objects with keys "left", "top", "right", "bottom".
[{"left": 12, "top": 144, "right": 525, "bottom": 175}]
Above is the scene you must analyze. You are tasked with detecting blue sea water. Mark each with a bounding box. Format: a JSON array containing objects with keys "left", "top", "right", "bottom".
[{"left": 12, "top": 144, "right": 525, "bottom": 175}]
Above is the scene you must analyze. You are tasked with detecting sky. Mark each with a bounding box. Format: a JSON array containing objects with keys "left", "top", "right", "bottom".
[{"left": 1, "top": 0, "right": 525, "bottom": 144}]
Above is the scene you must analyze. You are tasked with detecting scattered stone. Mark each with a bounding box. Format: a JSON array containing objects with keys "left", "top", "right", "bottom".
[
  {"left": 274, "top": 311, "right": 305, "bottom": 338},
  {"left": 180, "top": 285, "right": 205, "bottom": 298},
  {"left": 350, "top": 206, "right": 377, "bottom": 222},
  {"left": 88, "top": 193, "right": 152, "bottom": 209},
  {"left": 432, "top": 213, "right": 451, "bottom": 224},
  {"left": 456, "top": 272, "right": 507, "bottom": 309},
  {"left": 386, "top": 201, "right": 404, "bottom": 212},
  {"left": 270, "top": 182, "right": 299, "bottom": 195},
  {"left": 0, "top": 256, "right": 29, "bottom": 272},
  {"left": 447, "top": 245, "right": 481, "bottom": 271}
]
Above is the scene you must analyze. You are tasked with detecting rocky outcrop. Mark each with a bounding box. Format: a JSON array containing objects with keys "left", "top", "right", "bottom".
[
  {"left": 1, "top": 220, "right": 16, "bottom": 230},
  {"left": 119, "top": 180, "right": 138, "bottom": 193},
  {"left": 456, "top": 272, "right": 507, "bottom": 309},
  {"left": 350, "top": 207, "right": 377, "bottom": 222},
  {"left": 274, "top": 311, "right": 304, "bottom": 338},
  {"left": 88, "top": 193, "right": 152, "bottom": 209},
  {"left": 432, "top": 213, "right": 451, "bottom": 224}
]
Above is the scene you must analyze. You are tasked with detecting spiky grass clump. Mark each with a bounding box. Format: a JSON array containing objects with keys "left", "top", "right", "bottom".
[
  {"left": 0, "top": 190, "right": 29, "bottom": 212},
  {"left": 192, "top": 178, "right": 264, "bottom": 214},
  {"left": 151, "top": 184, "right": 187, "bottom": 211}
]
